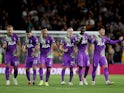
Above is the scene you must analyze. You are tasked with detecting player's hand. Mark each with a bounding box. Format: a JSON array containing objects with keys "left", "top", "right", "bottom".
[
  {"left": 2, "top": 41, "right": 7, "bottom": 49},
  {"left": 64, "top": 49, "right": 68, "bottom": 52},
  {"left": 32, "top": 53, "right": 36, "bottom": 57},
  {"left": 119, "top": 36, "right": 123, "bottom": 41},
  {"left": 16, "top": 53, "right": 20, "bottom": 57},
  {"left": 59, "top": 52, "right": 63, "bottom": 56}
]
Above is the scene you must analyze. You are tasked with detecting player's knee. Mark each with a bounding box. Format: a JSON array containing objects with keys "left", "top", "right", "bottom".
[
  {"left": 33, "top": 66, "right": 37, "bottom": 70},
  {"left": 70, "top": 67, "right": 73, "bottom": 71},
  {"left": 103, "top": 65, "right": 108, "bottom": 68},
  {"left": 79, "top": 66, "right": 82, "bottom": 69},
  {"left": 39, "top": 64, "right": 44, "bottom": 68},
  {"left": 62, "top": 66, "right": 66, "bottom": 70},
  {"left": 14, "top": 66, "right": 18, "bottom": 70},
  {"left": 47, "top": 67, "right": 51, "bottom": 72},
  {"left": 6, "top": 64, "right": 10, "bottom": 67},
  {"left": 5, "top": 66, "right": 9, "bottom": 71},
  {"left": 86, "top": 66, "right": 89, "bottom": 69},
  {"left": 26, "top": 68, "right": 30, "bottom": 72}
]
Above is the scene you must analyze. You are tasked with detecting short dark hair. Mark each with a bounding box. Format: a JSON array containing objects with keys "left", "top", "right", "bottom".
[
  {"left": 6, "top": 25, "right": 13, "bottom": 27},
  {"left": 26, "top": 28, "right": 32, "bottom": 33},
  {"left": 6, "top": 25, "right": 13, "bottom": 29},
  {"left": 97, "top": 26, "right": 105, "bottom": 31},
  {"left": 41, "top": 26, "right": 47, "bottom": 30}
]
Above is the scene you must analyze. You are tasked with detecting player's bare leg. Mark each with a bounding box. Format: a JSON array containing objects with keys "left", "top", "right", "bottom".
[
  {"left": 61, "top": 66, "right": 66, "bottom": 85},
  {"left": 38, "top": 64, "right": 44, "bottom": 86}
]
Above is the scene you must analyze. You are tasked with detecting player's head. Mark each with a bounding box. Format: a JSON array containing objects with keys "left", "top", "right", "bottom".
[
  {"left": 6, "top": 25, "right": 13, "bottom": 35},
  {"left": 98, "top": 26, "right": 105, "bottom": 36},
  {"left": 26, "top": 28, "right": 32, "bottom": 38},
  {"left": 41, "top": 27, "right": 48, "bottom": 38},
  {"left": 80, "top": 25, "right": 86, "bottom": 35},
  {"left": 67, "top": 27, "right": 73, "bottom": 37}
]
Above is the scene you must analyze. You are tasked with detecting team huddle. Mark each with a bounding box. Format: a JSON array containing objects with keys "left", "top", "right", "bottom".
[{"left": 2, "top": 25, "right": 123, "bottom": 86}]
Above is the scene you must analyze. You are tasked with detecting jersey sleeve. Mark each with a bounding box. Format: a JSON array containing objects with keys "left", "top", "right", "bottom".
[
  {"left": 75, "top": 34, "right": 80, "bottom": 42},
  {"left": 60, "top": 38, "right": 65, "bottom": 45},
  {"left": 86, "top": 34, "right": 96, "bottom": 44},
  {"left": 35, "top": 37, "right": 39, "bottom": 45},
  {"left": 33, "top": 36, "right": 39, "bottom": 45},
  {"left": 14, "top": 34, "right": 20, "bottom": 43},
  {"left": 50, "top": 36, "right": 55, "bottom": 43},
  {"left": 106, "top": 37, "right": 120, "bottom": 44},
  {"left": 2, "top": 36, "right": 7, "bottom": 43}
]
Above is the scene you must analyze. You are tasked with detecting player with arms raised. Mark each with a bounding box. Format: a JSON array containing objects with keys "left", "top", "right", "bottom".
[
  {"left": 23, "top": 28, "right": 39, "bottom": 85},
  {"left": 91, "top": 26, "right": 123, "bottom": 85},
  {"left": 2, "top": 25, "right": 21, "bottom": 85}
]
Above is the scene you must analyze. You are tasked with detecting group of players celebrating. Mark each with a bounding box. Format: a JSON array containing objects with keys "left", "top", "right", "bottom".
[{"left": 2, "top": 25, "right": 123, "bottom": 86}]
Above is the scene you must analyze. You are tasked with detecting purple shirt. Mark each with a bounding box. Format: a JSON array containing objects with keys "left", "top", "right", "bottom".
[
  {"left": 60, "top": 36, "right": 76, "bottom": 55},
  {"left": 92, "top": 35, "right": 120, "bottom": 56},
  {"left": 39, "top": 35, "right": 55, "bottom": 57},
  {"left": 2, "top": 33, "right": 19, "bottom": 55},
  {"left": 76, "top": 33, "right": 89, "bottom": 54},
  {"left": 25, "top": 35, "right": 38, "bottom": 57}
]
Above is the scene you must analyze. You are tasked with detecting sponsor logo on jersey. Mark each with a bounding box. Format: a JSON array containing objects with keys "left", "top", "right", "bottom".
[
  {"left": 26, "top": 44, "right": 34, "bottom": 48},
  {"left": 8, "top": 41, "right": 16, "bottom": 45},
  {"left": 66, "top": 42, "right": 74, "bottom": 47},
  {"left": 42, "top": 44, "right": 50, "bottom": 48}
]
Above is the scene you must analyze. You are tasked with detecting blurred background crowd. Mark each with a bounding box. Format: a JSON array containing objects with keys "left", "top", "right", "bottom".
[{"left": 0, "top": 0, "right": 124, "bottom": 64}]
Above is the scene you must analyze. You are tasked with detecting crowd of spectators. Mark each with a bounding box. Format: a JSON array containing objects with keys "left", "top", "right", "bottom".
[{"left": 0, "top": 0, "right": 124, "bottom": 64}]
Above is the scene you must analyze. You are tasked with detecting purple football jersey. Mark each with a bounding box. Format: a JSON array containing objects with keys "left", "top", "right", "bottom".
[
  {"left": 25, "top": 35, "right": 39, "bottom": 57},
  {"left": 92, "top": 35, "right": 120, "bottom": 67},
  {"left": 60, "top": 36, "right": 76, "bottom": 56},
  {"left": 61, "top": 35, "right": 76, "bottom": 67},
  {"left": 76, "top": 33, "right": 89, "bottom": 54},
  {"left": 39, "top": 35, "right": 55, "bottom": 58},
  {"left": 2, "top": 33, "right": 19, "bottom": 55},
  {"left": 92, "top": 35, "right": 120, "bottom": 56},
  {"left": 76, "top": 33, "right": 90, "bottom": 66}
]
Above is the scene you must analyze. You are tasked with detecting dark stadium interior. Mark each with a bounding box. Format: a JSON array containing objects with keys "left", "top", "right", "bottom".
[{"left": 0, "top": 0, "right": 124, "bottom": 31}]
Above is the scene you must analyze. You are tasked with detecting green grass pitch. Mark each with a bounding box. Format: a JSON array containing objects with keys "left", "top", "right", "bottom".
[{"left": 0, "top": 74, "right": 124, "bottom": 93}]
